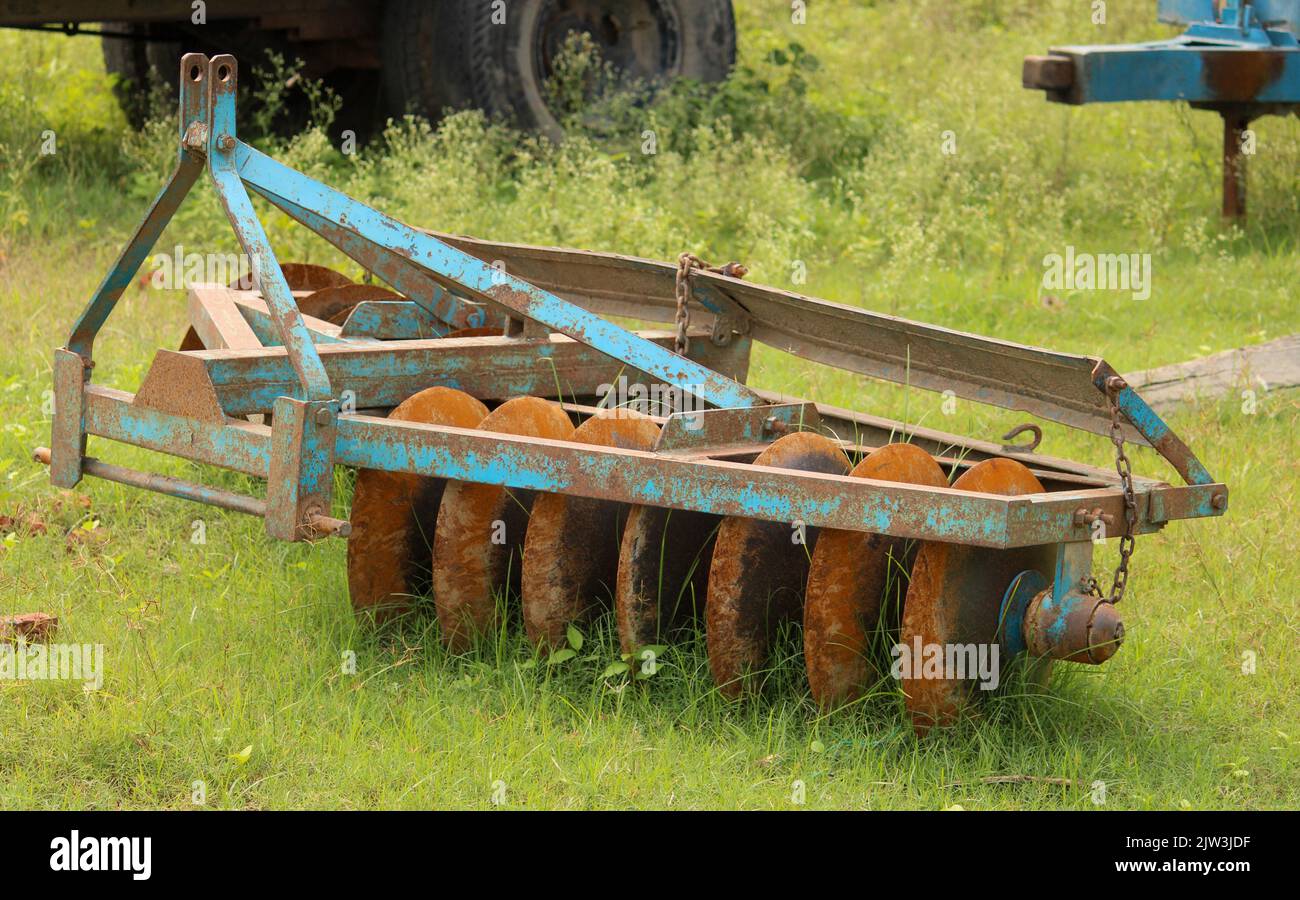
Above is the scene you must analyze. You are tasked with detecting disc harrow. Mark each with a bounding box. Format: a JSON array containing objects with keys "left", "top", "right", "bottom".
[{"left": 37, "top": 55, "right": 1229, "bottom": 735}]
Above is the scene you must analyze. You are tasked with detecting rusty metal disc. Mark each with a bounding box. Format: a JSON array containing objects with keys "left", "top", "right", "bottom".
[
  {"left": 347, "top": 387, "right": 489, "bottom": 623},
  {"left": 899, "top": 457, "right": 1058, "bottom": 735},
  {"left": 705, "top": 432, "right": 852, "bottom": 699},
  {"left": 432, "top": 396, "right": 575, "bottom": 651},
  {"left": 520, "top": 411, "right": 661, "bottom": 650},
  {"left": 298, "top": 283, "right": 402, "bottom": 325},
  {"left": 615, "top": 505, "right": 719, "bottom": 656},
  {"left": 181, "top": 263, "right": 356, "bottom": 350},
  {"left": 229, "top": 262, "right": 352, "bottom": 293},
  {"left": 803, "top": 443, "right": 949, "bottom": 710}
]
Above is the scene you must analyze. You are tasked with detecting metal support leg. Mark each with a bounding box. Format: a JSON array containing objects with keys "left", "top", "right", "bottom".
[
  {"left": 48, "top": 349, "right": 89, "bottom": 488},
  {"left": 1222, "top": 111, "right": 1251, "bottom": 221},
  {"left": 206, "top": 55, "right": 333, "bottom": 402},
  {"left": 52, "top": 54, "right": 214, "bottom": 489},
  {"left": 66, "top": 53, "right": 212, "bottom": 357},
  {"left": 266, "top": 397, "right": 339, "bottom": 541}
]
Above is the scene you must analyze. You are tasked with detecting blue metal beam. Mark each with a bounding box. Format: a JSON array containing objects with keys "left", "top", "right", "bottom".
[
  {"left": 232, "top": 143, "right": 763, "bottom": 410},
  {"left": 67, "top": 54, "right": 211, "bottom": 357},
  {"left": 242, "top": 179, "right": 487, "bottom": 334},
  {"left": 206, "top": 56, "right": 333, "bottom": 401},
  {"left": 1092, "top": 362, "right": 1214, "bottom": 486},
  {"left": 1049, "top": 43, "right": 1300, "bottom": 105}
]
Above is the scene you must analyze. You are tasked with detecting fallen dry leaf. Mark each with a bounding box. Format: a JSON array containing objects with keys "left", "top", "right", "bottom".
[
  {"left": 0, "top": 613, "right": 59, "bottom": 643},
  {"left": 65, "top": 525, "right": 109, "bottom": 552},
  {"left": 0, "top": 510, "right": 46, "bottom": 536}
]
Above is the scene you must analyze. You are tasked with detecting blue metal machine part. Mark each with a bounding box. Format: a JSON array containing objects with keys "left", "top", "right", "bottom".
[
  {"left": 1024, "top": 1, "right": 1300, "bottom": 217},
  {"left": 39, "top": 55, "right": 1228, "bottom": 689}
]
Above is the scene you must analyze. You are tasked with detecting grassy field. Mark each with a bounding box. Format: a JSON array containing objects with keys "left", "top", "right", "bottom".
[{"left": 1, "top": 0, "right": 1297, "bottom": 809}]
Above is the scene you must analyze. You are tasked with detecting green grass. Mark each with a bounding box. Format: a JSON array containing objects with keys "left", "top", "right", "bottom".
[{"left": 1, "top": 1, "right": 1298, "bottom": 809}]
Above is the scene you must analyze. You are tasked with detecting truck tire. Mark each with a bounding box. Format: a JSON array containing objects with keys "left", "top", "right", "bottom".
[
  {"left": 101, "top": 26, "right": 363, "bottom": 138},
  {"left": 101, "top": 25, "right": 182, "bottom": 128},
  {"left": 382, "top": 0, "right": 736, "bottom": 140}
]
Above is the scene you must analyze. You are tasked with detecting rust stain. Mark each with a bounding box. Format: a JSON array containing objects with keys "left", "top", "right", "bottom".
[
  {"left": 484, "top": 285, "right": 539, "bottom": 318},
  {"left": 231, "top": 261, "right": 351, "bottom": 293},
  {"left": 1201, "top": 50, "right": 1285, "bottom": 103},
  {"left": 181, "top": 263, "right": 358, "bottom": 350},
  {"left": 134, "top": 350, "right": 227, "bottom": 423},
  {"left": 296, "top": 283, "right": 402, "bottom": 325},
  {"left": 444, "top": 326, "right": 507, "bottom": 338},
  {"left": 616, "top": 505, "right": 719, "bottom": 655}
]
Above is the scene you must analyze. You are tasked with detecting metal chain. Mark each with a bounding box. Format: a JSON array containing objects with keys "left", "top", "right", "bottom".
[
  {"left": 674, "top": 253, "right": 749, "bottom": 356},
  {"left": 1087, "top": 379, "right": 1139, "bottom": 604},
  {"left": 674, "top": 252, "right": 704, "bottom": 356}
]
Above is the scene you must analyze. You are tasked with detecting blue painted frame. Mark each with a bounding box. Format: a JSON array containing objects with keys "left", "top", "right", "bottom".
[
  {"left": 1044, "top": 1, "right": 1300, "bottom": 106},
  {"left": 46, "top": 53, "right": 1227, "bottom": 595}
]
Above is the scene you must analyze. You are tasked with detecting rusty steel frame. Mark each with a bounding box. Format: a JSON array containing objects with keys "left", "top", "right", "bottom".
[{"left": 43, "top": 54, "right": 1226, "bottom": 600}]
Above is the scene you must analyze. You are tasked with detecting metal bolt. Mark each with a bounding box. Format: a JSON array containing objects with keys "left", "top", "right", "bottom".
[
  {"left": 1105, "top": 375, "right": 1128, "bottom": 394},
  {"left": 1211, "top": 492, "right": 1228, "bottom": 510},
  {"left": 315, "top": 408, "right": 333, "bottom": 426},
  {"left": 710, "top": 319, "right": 733, "bottom": 347},
  {"left": 217, "top": 134, "right": 235, "bottom": 152},
  {"left": 303, "top": 509, "right": 351, "bottom": 539},
  {"left": 1073, "top": 506, "right": 1112, "bottom": 528},
  {"left": 762, "top": 416, "right": 788, "bottom": 436},
  {"left": 182, "top": 122, "right": 208, "bottom": 152},
  {"left": 299, "top": 503, "right": 324, "bottom": 540}
]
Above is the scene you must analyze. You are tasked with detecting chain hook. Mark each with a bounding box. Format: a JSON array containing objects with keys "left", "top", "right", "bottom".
[{"left": 674, "top": 252, "right": 748, "bottom": 357}]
